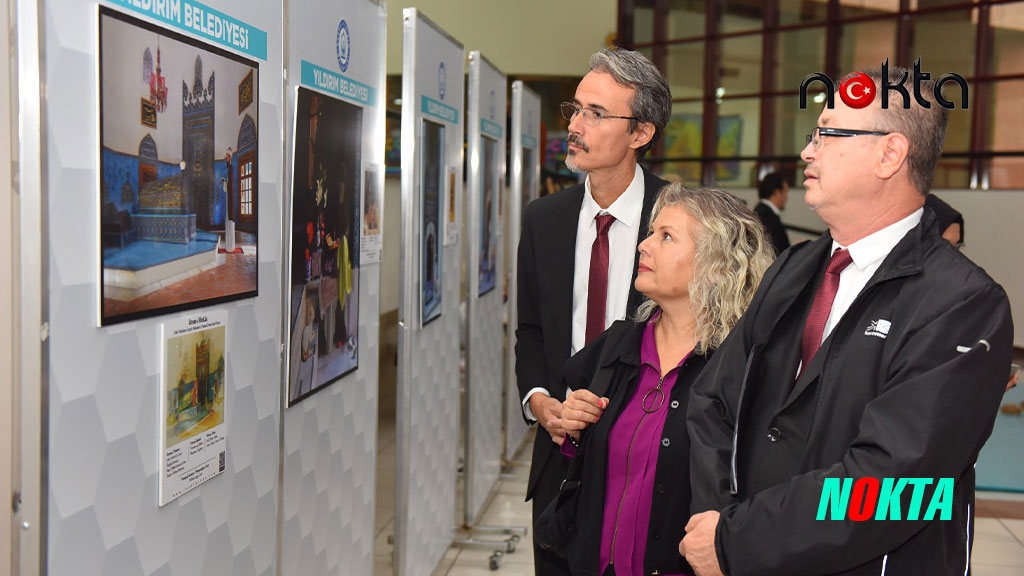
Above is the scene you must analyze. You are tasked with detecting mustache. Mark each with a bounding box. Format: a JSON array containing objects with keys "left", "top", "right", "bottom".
[{"left": 566, "top": 134, "right": 590, "bottom": 153}]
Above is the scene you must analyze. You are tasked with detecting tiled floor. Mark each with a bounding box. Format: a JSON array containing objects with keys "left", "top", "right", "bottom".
[
  {"left": 374, "top": 422, "right": 1024, "bottom": 575},
  {"left": 103, "top": 249, "right": 257, "bottom": 317},
  {"left": 370, "top": 347, "right": 1024, "bottom": 574}
]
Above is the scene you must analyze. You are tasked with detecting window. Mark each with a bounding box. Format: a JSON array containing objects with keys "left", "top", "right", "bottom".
[
  {"left": 625, "top": 0, "right": 1024, "bottom": 189},
  {"left": 240, "top": 158, "right": 253, "bottom": 216}
]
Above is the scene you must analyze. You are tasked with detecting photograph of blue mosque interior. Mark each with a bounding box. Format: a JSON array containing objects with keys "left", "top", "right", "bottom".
[{"left": 99, "top": 8, "right": 259, "bottom": 325}]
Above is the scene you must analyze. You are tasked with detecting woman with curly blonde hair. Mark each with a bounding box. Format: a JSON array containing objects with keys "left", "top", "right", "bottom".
[{"left": 542, "top": 184, "right": 772, "bottom": 576}]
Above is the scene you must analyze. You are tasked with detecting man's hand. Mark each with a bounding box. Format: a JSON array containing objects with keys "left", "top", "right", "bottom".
[
  {"left": 559, "top": 389, "right": 609, "bottom": 441},
  {"left": 529, "top": 394, "right": 566, "bottom": 446},
  {"left": 680, "top": 511, "right": 723, "bottom": 576}
]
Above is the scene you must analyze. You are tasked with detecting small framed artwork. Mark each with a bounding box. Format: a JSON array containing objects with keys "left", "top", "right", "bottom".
[
  {"left": 238, "top": 69, "right": 254, "bottom": 114},
  {"left": 140, "top": 98, "right": 157, "bottom": 128}
]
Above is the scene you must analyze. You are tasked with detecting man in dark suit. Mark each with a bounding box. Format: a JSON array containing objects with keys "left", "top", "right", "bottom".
[
  {"left": 515, "top": 48, "right": 671, "bottom": 575},
  {"left": 754, "top": 171, "right": 790, "bottom": 255}
]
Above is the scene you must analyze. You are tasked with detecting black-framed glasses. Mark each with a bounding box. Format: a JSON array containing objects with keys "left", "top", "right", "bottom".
[
  {"left": 806, "top": 126, "right": 890, "bottom": 150},
  {"left": 560, "top": 101, "right": 637, "bottom": 127}
]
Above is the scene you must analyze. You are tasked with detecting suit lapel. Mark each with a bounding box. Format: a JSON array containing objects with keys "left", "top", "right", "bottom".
[
  {"left": 550, "top": 186, "right": 585, "bottom": 359},
  {"left": 626, "top": 168, "right": 664, "bottom": 316}
]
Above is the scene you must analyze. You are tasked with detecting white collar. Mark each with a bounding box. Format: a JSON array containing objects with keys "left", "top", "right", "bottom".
[
  {"left": 759, "top": 198, "right": 781, "bottom": 216},
  {"left": 581, "top": 164, "right": 645, "bottom": 227},
  {"left": 831, "top": 208, "right": 923, "bottom": 271}
]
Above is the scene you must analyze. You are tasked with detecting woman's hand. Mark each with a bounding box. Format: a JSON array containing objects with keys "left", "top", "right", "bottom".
[{"left": 559, "top": 389, "right": 609, "bottom": 439}]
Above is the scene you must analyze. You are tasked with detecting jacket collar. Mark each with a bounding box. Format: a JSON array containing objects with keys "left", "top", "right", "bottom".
[
  {"left": 598, "top": 317, "right": 711, "bottom": 369},
  {"left": 777, "top": 207, "right": 937, "bottom": 409},
  {"left": 778, "top": 204, "right": 937, "bottom": 302}
]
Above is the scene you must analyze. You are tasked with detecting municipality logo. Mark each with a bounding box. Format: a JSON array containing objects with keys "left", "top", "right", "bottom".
[
  {"left": 336, "top": 20, "right": 351, "bottom": 73},
  {"left": 864, "top": 319, "right": 891, "bottom": 339},
  {"left": 439, "top": 62, "right": 447, "bottom": 100}
]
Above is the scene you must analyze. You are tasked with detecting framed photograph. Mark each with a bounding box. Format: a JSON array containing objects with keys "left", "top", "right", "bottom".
[
  {"left": 287, "top": 87, "right": 362, "bottom": 406},
  {"left": 159, "top": 311, "right": 227, "bottom": 505},
  {"left": 420, "top": 119, "right": 444, "bottom": 325},
  {"left": 360, "top": 163, "right": 383, "bottom": 264},
  {"left": 99, "top": 7, "right": 259, "bottom": 325},
  {"left": 478, "top": 135, "right": 498, "bottom": 296}
]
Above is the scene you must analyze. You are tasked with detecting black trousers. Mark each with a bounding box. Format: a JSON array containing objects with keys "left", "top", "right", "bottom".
[{"left": 531, "top": 436, "right": 572, "bottom": 576}]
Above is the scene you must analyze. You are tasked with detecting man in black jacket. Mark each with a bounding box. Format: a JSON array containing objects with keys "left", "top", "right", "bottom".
[
  {"left": 516, "top": 48, "right": 670, "bottom": 575},
  {"left": 754, "top": 172, "right": 790, "bottom": 255},
  {"left": 681, "top": 67, "right": 1013, "bottom": 575}
]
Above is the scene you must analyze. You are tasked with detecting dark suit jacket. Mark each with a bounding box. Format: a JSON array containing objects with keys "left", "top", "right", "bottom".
[
  {"left": 559, "top": 319, "right": 707, "bottom": 576},
  {"left": 754, "top": 200, "right": 790, "bottom": 255},
  {"left": 515, "top": 166, "right": 666, "bottom": 500}
]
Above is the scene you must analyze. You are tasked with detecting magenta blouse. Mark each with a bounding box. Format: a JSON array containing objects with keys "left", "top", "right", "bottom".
[{"left": 562, "top": 316, "right": 692, "bottom": 576}]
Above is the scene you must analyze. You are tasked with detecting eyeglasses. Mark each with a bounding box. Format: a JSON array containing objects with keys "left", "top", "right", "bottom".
[
  {"left": 805, "top": 126, "right": 890, "bottom": 150},
  {"left": 560, "top": 102, "right": 637, "bottom": 127}
]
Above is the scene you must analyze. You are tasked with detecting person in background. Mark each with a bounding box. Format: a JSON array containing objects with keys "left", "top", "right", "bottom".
[
  {"left": 556, "top": 185, "right": 772, "bottom": 576},
  {"left": 754, "top": 171, "right": 790, "bottom": 255},
  {"left": 516, "top": 47, "right": 672, "bottom": 576}
]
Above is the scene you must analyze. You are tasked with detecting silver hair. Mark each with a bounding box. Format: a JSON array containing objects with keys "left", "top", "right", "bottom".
[{"left": 589, "top": 48, "right": 672, "bottom": 160}]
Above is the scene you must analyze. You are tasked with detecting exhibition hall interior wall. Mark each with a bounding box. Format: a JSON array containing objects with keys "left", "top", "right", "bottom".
[
  {"left": 9, "top": 1, "right": 1024, "bottom": 576},
  {"left": 42, "top": 1, "right": 285, "bottom": 575}
]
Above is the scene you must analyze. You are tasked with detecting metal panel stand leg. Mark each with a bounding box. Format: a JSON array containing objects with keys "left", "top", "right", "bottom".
[{"left": 452, "top": 530, "right": 522, "bottom": 571}]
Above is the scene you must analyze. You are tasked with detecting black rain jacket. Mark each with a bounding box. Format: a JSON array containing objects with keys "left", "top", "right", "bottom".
[{"left": 688, "top": 208, "right": 1013, "bottom": 575}]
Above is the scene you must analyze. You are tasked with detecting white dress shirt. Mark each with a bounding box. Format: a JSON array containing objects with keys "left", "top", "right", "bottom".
[
  {"left": 823, "top": 208, "right": 923, "bottom": 340},
  {"left": 522, "top": 164, "right": 646, "bottom": 420},
  {"left": 760, "top": 198, "right": 782, "bottom": 216},
  {"left": 794, "top": 208, "right": 922, "bottom": 379}
]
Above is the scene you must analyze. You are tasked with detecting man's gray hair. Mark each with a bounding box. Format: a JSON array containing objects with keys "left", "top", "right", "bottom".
[
  {"left": 589, "top": 48, "right": 672, "bottom": 160},
  {"left": 857, "top": 66, "right": 950, "bottom": 194}
]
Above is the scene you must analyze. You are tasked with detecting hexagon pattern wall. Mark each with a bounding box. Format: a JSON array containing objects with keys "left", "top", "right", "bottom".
[
  {"left": 397, "top": 229, "right": 461, "bottom": 575},
  {"left": 280, "top": 273, "right": 380, "bottom": 576},
  {"left": 45, "top": 2, "right": 282, "bottom": 575}
]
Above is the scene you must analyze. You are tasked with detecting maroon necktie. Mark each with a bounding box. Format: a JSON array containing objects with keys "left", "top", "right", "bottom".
[
  {"left": 585, "top": 213, "right": 616, "bottom": 345},
  {"left": 799, "top": 248, "right": 853, "bottom": 376}
]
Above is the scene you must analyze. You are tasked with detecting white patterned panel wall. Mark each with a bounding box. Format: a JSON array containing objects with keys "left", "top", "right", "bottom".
[
  {"left": 396, "top": 9, "right": 464, "bottom": 576},
  {"left": 464, "top": 53, "right": 507, "bottom": 525},
  {"left": 504, "top": 83, "right": 541, "bottom": 460},
  {"left": 280, "top": 2, "right": 386, "bottom": 575},
  {"left": 44, "top": 2, "right": 281, "bottom": 575}
]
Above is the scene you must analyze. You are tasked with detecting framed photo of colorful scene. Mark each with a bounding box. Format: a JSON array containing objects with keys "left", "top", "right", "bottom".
[
  {"left": 420, "top": 118, "right": 445, "bottom": 326},
  {"left": 98, "top": 7, "right": 259, "bottom": 325},
  {"left": 286, "top": 87, "right": 362, "bottom": 406},
  {"left": 477, "top": 134, "right": 499, "bottom": 296}
]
